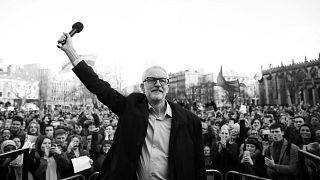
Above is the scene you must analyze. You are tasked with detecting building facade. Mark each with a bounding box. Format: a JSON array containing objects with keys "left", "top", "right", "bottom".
[{"left": 258, "top": 56, "right": 320, "bottom": 106}]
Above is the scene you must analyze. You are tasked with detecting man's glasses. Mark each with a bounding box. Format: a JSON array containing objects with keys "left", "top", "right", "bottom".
[{"left": 143, "top": 77, "right": 169, "bottom": 86}]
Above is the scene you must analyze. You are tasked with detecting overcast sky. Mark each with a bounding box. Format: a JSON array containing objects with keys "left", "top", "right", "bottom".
[{"left": 1, "top": 0, "right": 320, "bottom": 87}]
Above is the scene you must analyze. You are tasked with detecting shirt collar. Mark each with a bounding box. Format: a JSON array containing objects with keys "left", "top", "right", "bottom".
[{"left": 148, "top": 100, "right": 172, "bottom": 118}]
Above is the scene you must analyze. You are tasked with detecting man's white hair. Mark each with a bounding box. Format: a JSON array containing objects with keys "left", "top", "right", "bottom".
[{"left": 141, "top": 65, "right": 169, "bottom": 82}]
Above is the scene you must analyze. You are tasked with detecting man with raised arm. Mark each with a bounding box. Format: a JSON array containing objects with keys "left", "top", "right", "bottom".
[{"left": 57, "top": 32, "right": 205, "bottom": 180}]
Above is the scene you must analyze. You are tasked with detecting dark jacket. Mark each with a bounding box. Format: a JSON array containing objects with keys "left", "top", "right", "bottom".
[
  {"left": 264, "top": 139, "right": 300, "bottom": 180},
  {"left": 73, "top": 61, "right": 206, "bottom": 180},
  {"left": 90, "top": 131, "right": 106, "bottom": 171},
  {"left": 30, "top": 151, "right": 69, "bottom": 180},
  {"left": 211, "top": 141, "right": 239, "bottom": 175},
  {"left": 238, "top": 153, "right": 268, "bottom": 178}
]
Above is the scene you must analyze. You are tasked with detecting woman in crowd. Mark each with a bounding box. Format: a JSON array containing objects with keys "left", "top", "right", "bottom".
[
  {"left": 90, "top": 127, "right": 113, "bottom": 172},
  {"left": 27, "top": 120, "right": 41, "bottom": 136},
  {"left": 0, "top": 128, "right": 11, "bottom": 144},
  {"left": 298, "top": 124, "right": 316, "bottom": 150},
  {"left": 238, "top": 137, "right": 268, "bottom": 178},
  {"left": 211, "top": 128, "right": 239, "bottom": 175},
  {"left": 64, "top": 135, "right": 93, "bottom": 178},
  {"left": 203, "top": 145, "right": 213, "bottom": 169},
  {"left": 39, "top": 115, "right": 52, "bottom": 135},
  {"left": 251, "top": 119, "right": 262, "bottom": 132},
  {"left": 29, "top": 135, "right": 69, "bottom": 180}
]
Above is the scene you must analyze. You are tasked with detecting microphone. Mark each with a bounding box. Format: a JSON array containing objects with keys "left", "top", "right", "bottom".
[{"left": 58, "top": 22, "right": 84, "bottom": 46}]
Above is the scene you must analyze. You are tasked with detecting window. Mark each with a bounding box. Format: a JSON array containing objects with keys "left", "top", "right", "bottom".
[{"left": 0, "top": 92, "right": 2, "bottom": 97}]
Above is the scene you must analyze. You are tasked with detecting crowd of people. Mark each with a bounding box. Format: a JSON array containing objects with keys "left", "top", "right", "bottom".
[
  {"left": 0, "top": 106, "right": 117, "bottom": 180},
  {"left": 0, "top": 103, "right": 319, "bottom": 180},
  {"left": 200, "top": 104, "right": 320, "bottom": 180}
]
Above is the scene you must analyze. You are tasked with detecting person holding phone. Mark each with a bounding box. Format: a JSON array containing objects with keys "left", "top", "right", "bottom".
[
  {"left": 238, "top": 138, "right": 268, "bottom": 178},
  {"left": 30, "top": 135, "right": 69, "bottom": 180},
  {"left": 63, "top": 135, "right": 93, "bottom": 178}
]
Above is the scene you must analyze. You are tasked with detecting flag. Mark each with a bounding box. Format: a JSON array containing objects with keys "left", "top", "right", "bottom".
[
  {"left": 217, "top": 66, "right": 240, "bottom": 93},
  {"left": 60, "top": 54, "right": 98, "bottom": 73},
  {"left": 253, "top": 71, "right": 262, "bottom": 80}
]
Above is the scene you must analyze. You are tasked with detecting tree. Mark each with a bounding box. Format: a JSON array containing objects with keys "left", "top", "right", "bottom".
[{"left": 223, "top": 90, "right": 239, "bottom": 108}]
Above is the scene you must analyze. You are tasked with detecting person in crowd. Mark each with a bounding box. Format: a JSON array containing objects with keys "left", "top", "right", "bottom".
[
  {"left": 264, "top": 123, "right": 300, "bottom": 180},
  {"left": 29, "top": 135, "right": 69, "bottom": 180},
  {"left": 261, "top": 115, "right": 272, "bottom": 128},
  {"left": 64, "top": 135, "right": 92, "bottom": 178},
  {"left": 203, "top": 123, "right": 218, "bottom": 149},
  {"left": 203, "top": 145, "right": 213, "bottom": 170},
  {"left": 103, "top": 125, "right": 114, "bottom": 141},
  {"left": 39, "top": 115, "right": 52, "bottom": 135},
  {"left": 238, "top": 137, "right": 268, "bottom": 178},
  {"left": 10, "top": 116, "right": 26, "bottom": 145},
  {"left": 229, "top": 127, "right": 240, "bottom": 144},
  {"left": 10, "top": 136, "right": 24, "bottom": 180},
  {"left": 89, "top": 127, "right": 112, "bottom": 172},
  {"left": 284, "top": 116, "right": 305, "bottom": 146},
  {"left": 44, "top": 125, "right": 55, "bottom": 139},
  {"left": 98, "top": 117, "right": 111, "bottom": 136},
  {"left": 298, "top": 124, "right": 316, "bottom": 150},
  {"left": 305, "top": 142, "right": 320, "bottom": 180},
  {"left": 58, "top": 32, "right": 206, "bottom": 180},
  {"left": 12, "top": 137, "right": 22, "bottom": 149},
  {"left": 0, "top": 140, "right": 19, "bottom": 180},
  {"left": 315, "top": 127, "right": 320, "bottom": 143},
  {"left": 251, "top": 119, "right": 262, "bottom": 132},
  {"left": 27, "top": 120, "right": 41, "bottom": 136},
  {"left": 212, "top": 128, "right": 238, "bottom": 175},
  {"left": 54, "top": 129, "right": 68, "bottom": 151},
  {"left": 310, "top": 115, "right": 320, "bottom": 131},
  {"left": 4, "top": 120, "right": 12, "bottom": 130},
  {"left": 0, "top": 129, "right": 11, "bottom": 144},
  {"left": 72, "top": 122, "right": 85, "bottom": 136}
]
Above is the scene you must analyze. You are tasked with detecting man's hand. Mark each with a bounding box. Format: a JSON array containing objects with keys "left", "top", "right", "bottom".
[
  {"left": 57, "top": 32, "right": 81, "bottom": 66},
  {"left": 57, "top": 33, "right": 73, "bottom": 51},
  {"left": 265, "top": 156, "right": 276, "bottom": 169}
]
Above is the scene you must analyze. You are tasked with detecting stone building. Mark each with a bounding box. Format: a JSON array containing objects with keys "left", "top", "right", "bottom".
[{"left": 258, "top": 55, "right": 320, "bottom": 106}]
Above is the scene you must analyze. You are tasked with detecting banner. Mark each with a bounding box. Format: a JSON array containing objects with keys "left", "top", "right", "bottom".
[{"left": 216, "top": 66, "right": 240, "bottom": 93}]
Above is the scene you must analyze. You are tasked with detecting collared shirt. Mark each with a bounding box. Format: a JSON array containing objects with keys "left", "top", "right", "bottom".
[{"left": 137, "top": 101, "right": 172, "bottom": 180}]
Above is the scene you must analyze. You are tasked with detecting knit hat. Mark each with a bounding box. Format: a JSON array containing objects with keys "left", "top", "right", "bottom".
[
  {"left": 1, "top": 140, "right": 17, "bottom": 153},
  {"left": 245, "top": 137, "right": 260, "bottom": 148}
]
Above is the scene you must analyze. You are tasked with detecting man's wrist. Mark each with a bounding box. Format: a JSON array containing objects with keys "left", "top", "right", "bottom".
[{"left": 64, "top": 47, "right": 81, "bottom": 66}]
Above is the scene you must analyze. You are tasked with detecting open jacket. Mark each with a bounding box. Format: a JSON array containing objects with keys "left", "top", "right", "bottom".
[
  {"left": 264, "top": 139, "right": 300, "bottom": 180},
  {"left": 30, "top": 151, "right": 69, "bottom": 180},
  {"left": 73, "top": 60, "right": 206, "bottom": 180}
]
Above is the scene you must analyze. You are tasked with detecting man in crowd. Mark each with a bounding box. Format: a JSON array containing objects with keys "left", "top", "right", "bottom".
[
  {"left": 284, "top": 116, "right": 305, "bottom": 146},
  {"left": 58, "top": 32, "right": 206, "bottom": 180},
  {"left": 10, "top": 116, "right": 26, "bottom": 145},
  {"left": 264, "top": 123, "right": 300, "bottom": 180}
]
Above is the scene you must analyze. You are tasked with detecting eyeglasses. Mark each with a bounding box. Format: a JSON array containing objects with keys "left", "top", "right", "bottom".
[{"left": 143, "top": 77, "right": 169, "bottom": 86}]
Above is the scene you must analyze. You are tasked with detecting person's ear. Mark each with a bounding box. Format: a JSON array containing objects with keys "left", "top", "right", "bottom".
[{"left": 140, "top": 83, "right": 145, "bottom": 93}]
